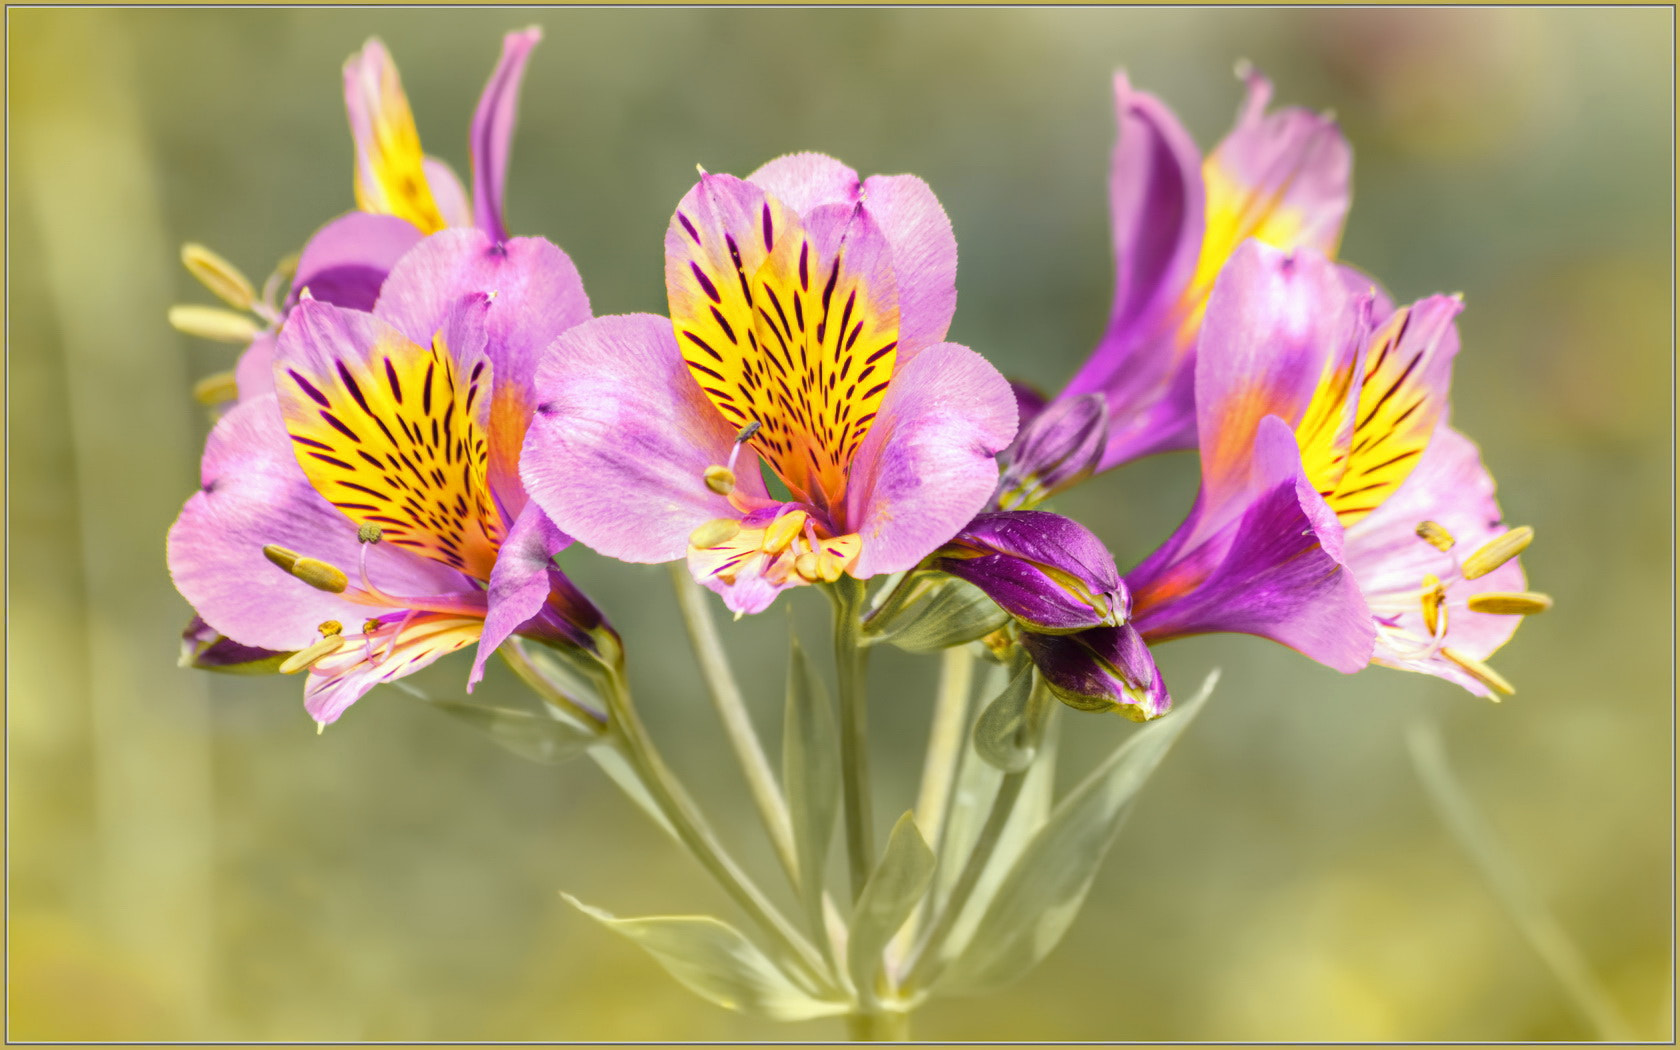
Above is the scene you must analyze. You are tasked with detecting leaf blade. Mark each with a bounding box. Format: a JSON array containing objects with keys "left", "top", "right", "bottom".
[{"left": 847, "top": 811, "right": 936, "bottom": 1004}]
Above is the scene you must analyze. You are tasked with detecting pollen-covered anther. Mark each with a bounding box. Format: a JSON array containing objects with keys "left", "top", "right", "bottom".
[
  {"left": 703, "top": 465, "right": 736, "bottom": 495},
  {"left": 168, "top": 304, "right": 260, "bottom": 344},
  {"left": 363, "top": 618, "right": 384, "bottom": 635},
  {"left": 358, "top": 524, "right": 384, "bottom": 544},
  {"left": 1415, "top": 520, "right": 1456, "bottom": 552},
  {"left": 1442, "top": 647, "right": 1516, "bottom": 698},
  {"left": 318, "top": 620, "right": 343, "bottom": 637},
  {"left": 1420, "top": 573, "right": 1447, "bottom": 637},
  {"left": 192, "top": 371, "right": 240, "bottom": 407},
  {"left": 278, "top": 635, "right": 347, "bottom": 675},
  {"left": 181, "top": 242, "right": 256, "bottom": 311},
  {"left": 1461, "top": 526, "right": 1534, "bottom": 579},
  {"left": 761, "top": 511, "right": 809, "bottom": 555},
  {"left": 689, "top": 517, "right": 742, "bottom": 549},
  {"left": 794, "top": 552, "right": 821, "bottom": 580},
  {"left": 262, "top": 544, "right": 348, "bottom": 593},
  {"left": 1467, "top": 591, "right": 1554, "bottom": 615}
]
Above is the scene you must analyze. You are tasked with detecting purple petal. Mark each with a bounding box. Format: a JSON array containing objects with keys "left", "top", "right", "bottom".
[
  {"left": 290, "top": 212, "right": 425, "bottom": 313},
  {"left": 747, "top": 152, "right": 860, "bottom": 214},
  {"left": 180, "top": 615, "right": 289, "bottom": 673},
  {"left": 1344, "top": 427, "right": 1526, "bottom": 696},
  {"left": 996, "top": 392, "right": 1109, "bottom": 509},
  {"left": 1020, "top": 623, "right": 1171, "bottom": 721},
  {"left": 469, "top": 26, "right": 542, "bottom": 241},
  {"left": 1130, "top": 416, "right": 1375, "bottom": 672},
  {"left": 936, "top": 510, "right": 1128, "bottom": 633},
  {"left": 375, "top": 228, "right": 592, "bottom": 511},
  {"left": 233, "top": 331, "right": 278, "bottom": 402},
  {"left": 1208, "top": 65, "right": 1351, "bottom": 261},
  {"left": 858, "top": 173, "right": 957, "bottom": 360},
  {"left": 1010, "top": 379, "right": 1048, "bottom": 431},
  {"left": 167, "top": 395, "right": 465, "bottom": 651},
  {"left": 304, "top": 614, "right": 482, "bottom": 725},
  {"left": 422, "top": 157, "right": 473, "bottom": 229},
  {"left": 470, "top": 499, "right": 570, "bottom": 689},
  {"left": 520, "top": 313, "right": 767, "bottom": 564},
  {"left": 845, "top": 342, "right": 1018, "bottom": 577}
]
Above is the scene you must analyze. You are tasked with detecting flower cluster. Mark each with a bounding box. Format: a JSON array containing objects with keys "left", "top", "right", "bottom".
[{"left": 169, "top": 33, "right": 1545, "bottom": 729}]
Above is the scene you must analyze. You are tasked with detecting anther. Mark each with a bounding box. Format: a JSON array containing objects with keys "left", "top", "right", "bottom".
[
  {"left": 689, "top": 518, "right": 742, "bottom": 549},
  {"left": 703, "top": 465, "right": 736, "bottom": 495},
  {"left": 278, "top": 635, "right": 346, "bottom": 674},
  {"left": 262, "top": 545, "right": 302, "bottom": 573},
  {"left": 181, "top": 242, "right": 256, "bottom": 311},
  {"left": 736, "top": 421, "right": 762, "bottom": 444},
  {"left": 263, "top": 544, "right": 347, "bottom": 593},
  {"left": 1420, "top": 573, "right": 1447, "bottom": 637},
  {"left": 1415, "top": 520, "right": 1456, "bottom": 552},
  {"left": 762, "top": 511, "right": 808, "bottom": 554},
  {"left": 318, "top": 620, "right": 343, "bottom": 637},
  {"left": 1442, "top": 647, "right": 1516, "bottom": 697},
  {"left": 1462, "top": 526, "right": 1533, "bottom": 579},
  {"left": 795, "top": 552, "right": 821, "bottom": 580},
  {"left": 363, "top": 618, "right": 383, "bottom": 635},
  {"left": 168, "top": 305, "right": 260, "bottom": 344},
  {"left": 192, "top": 371, "right": 240, "bottom": 406},
  {"left": 1467, "top": 591, "right": 1553, "bottom": 615},
  {"left": 358, "top": 524, "right": 384, "bottom": 544}
]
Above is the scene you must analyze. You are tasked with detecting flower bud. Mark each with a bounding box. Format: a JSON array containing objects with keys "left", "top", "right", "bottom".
[
  {"left": 994, "top": 393, "right": 1109, "bottom": 510},
  {"left": 1019, "top": 623, "right": 1170, "bottom": 722},
  {"left": 178, "top": 616, "right": 290, "bottom": 675},
  {"left": 933, "top": 511, "right": 1128, "bottom": 634}
]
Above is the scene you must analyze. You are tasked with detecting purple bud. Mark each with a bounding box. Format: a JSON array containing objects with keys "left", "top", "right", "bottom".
[
  {"left": 1010, "top": 378, "right": 1050, "bottom": 432},
  {"left": 933, "top": 510, "right": 1129, "bottom": 634},
  {"left": 1019, "top": 623, "right": 1171, "bottom": 722},
  {"left": 179, "top": 615, "right": 290, "bottom": 674},
  {"left": 995, "top": 393, "right": 1110, "bottom": 510}
]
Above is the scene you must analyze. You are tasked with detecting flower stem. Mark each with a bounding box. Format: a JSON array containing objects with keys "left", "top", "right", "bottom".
[
  {"left": 829, "top": 577, "right": 875, "bottom": 903},
  {"left": 596, "top": 662, "right": 834, "bottom": 991},
  {"left": 903, "top": 767, "right": 1028, "bottom": 992},
  {"left": 669, "top": 565, "right": 800, "bottom": 884},
  {"left": 499, "top": 641, "right": 607, "bottom": 730},
  {"left": 846, "top": 1008, "right": 910, "bottom": 1042}
]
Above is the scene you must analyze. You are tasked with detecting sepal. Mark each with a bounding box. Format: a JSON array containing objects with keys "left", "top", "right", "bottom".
[{"left": 861, "top": 572, "right": 1009, "bottom": 653}]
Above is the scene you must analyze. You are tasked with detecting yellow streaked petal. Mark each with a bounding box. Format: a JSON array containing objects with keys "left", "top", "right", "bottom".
[{"left": 345, "top": 40, "right": 447, "bottom": 234}]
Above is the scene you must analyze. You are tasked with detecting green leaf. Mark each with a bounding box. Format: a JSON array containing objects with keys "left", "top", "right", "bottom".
[
  {"left": 861, "top": 573, "right": 1008, "bottom": 653},
  {"left": 586, "top": 743, "right": 679, "bottom": 841},
  {"left": 561, "top": 894, "right": 848, "bottom": 1021},
  {"left": 971, "top": 661, "right": 1049, "bottom": 773},
  {"left": 425, "top": 700, "right": 599, "bottom": 764},
  {"left": 782, "top": 631, "right": 840, "bottom": 926},
  {"left": 847, "top": 811, "right": 936, "bottom": 1004},
  {"left": 938, "top": 670, "right": 1218, "bottom": 993}
]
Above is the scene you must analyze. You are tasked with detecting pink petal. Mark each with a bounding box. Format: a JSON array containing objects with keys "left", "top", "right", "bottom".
[
  {"left": 469, "top": 500, "right": 570, "bottom": 689},
  {"left": 469, "top": 26, "right": 542, "bottom": 240}
]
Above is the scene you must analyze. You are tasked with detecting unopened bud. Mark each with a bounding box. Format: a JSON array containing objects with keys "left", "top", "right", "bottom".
[
  {"left": 1462, "top": 526, "right": 1533, "bottom": 579},
  {"left": 168, "top": 304, "right": 260, "bottom": 344},
  {"left": 1415, "top": 520, "right": 1456, "bottom": 552},
  {"left": 689, "top": 517, "right": 741, "bottom": 549},
  {"left": 703, "top": 465, "right": 735, "bottom": 495},
  {"left": 278, "top": 635, "right": 347, "bottom": 674},
  {"left": 1467, "top": 591, "right": 1553, "bottom": 615},
  {"left": 181, "top": 242, "right": 256, "bottom": 310},
  {"left": 192, "top": 371, "right": 240, "bottom": 406},
  {"left": 358, "top": 524, "right": 384, "bottom": 544}
]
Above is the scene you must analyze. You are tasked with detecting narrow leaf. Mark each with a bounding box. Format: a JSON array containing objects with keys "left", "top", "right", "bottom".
[
  {"left": 972, "top": 661, "right": 1048, "bottom": 772},
  {"left": 587, "top": 743, "right": 678, "bottom": 841},
  {"left": 847, "top": 811, "right": 936, "bottom": 1004},
  {"left": 939, "top": 670, "right": 1218, "bottom": 993},
  {"left": 562, "top": 894, "right": 848, "bottom": 1021},
  {"left": 783, "top": 631, "right": 841, "bottom": 927},
  {"left": 934, "top": 662, "right": 1009, "bottom": 902},
  {"left": 862, "top": 572, "right": 1009, "bottom": 652},
  {"left": 425, "top": 700, "right": 598, "bottom": 764}
]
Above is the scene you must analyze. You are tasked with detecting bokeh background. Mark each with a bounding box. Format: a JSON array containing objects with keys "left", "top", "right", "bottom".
[{"left": 8, "top": 7, "right": 1671, "bottom": 1041}]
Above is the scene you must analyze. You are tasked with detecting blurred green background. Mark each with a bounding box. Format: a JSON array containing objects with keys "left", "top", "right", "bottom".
[{"left": 8, "top": 7, "right": 1671, "bottom": 1041}]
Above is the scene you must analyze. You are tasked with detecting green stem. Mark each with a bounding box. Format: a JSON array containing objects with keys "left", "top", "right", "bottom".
[
  {"left": 669, "top": 565, "right": 800, "bottom": 884},
  {"left": 903, "top": 768, "right": 1028, "bottom": 992},
  {"left": 829, "top": 577, "right": 875, "bottom": 903},
  {"left": 499, "top": 642, "right": 607, "bottom": 730},
  {"left": 846, "top": 1008, "right": 910, "bottom": 1042},
  {"left": 597, "top": 663, "right": 833, "bottom": 991}
]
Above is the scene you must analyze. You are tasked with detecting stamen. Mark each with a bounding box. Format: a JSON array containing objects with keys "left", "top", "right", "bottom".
[
  {"left": 762, "top": 510, "right": 809, "bottom": 554},
  {"left": 1442, "top": 647, "right": 1515, "bottom": 697},
  {"left": 1467, "top": 592, "right": 1553, "bottom": 615},
  {"left": 262, "top": 545, "right": 302, "bottom": 573},
  {"left": 1420, "top": 573, "right": 1447, "bottom": 638},
  {"left": 795, "top": 552, "right": 821, "bottom": 580},
  {"left": 262, "top": 544, "right": 349, "bottom": 593},
  {"left": 168, "top": 305, "right": 260, "bottom": 344},
  {"left": 689, "top": 518, "right": 741, "bottom": 549},
  {"left": 358, "top": 524, "right": 384, "bottom": 544},
  {"left": 1415, "top": 520, "right": 1456, "bottom": 552},
  {"left": 181, "top": 242, "right": 256, "bottom": 311},
  {"left": 703, "top": 465, "right": 736, "bottom": 495},
  {"left": 192, "top": 371, "right": 239, "bottom": 406},
  {"left": 363, "top": 618, "right": 383, "bottom": 634},
  {"left": 319, "top": 620, "right": 343, "bottom": 637},
  {"left": 1462, "top": 526, "right": 1533, "bottom": 580},
  {"left": 278, "top": 635, "right": 346, "bottom": 675}
]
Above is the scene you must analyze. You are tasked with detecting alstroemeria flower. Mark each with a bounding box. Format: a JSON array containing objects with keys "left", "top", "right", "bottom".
[
  {"left": 1019, "top": 623, "right": 1170, "bottom": 722},
  {"left": 930, "top": 511, "right": 1127, "bottom": 634},
  {"left": 1001, "top": 66, "right": 1351, "bottom": 506},
  {"left": 1126, "top": 240, "right": 1541, "bottom": 697},
  {"left": 168, "top": 229, "right": 604, "bottom": 725},
  {"left": 521, "top": 155, "right": 1018, "bottom": 614}
]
